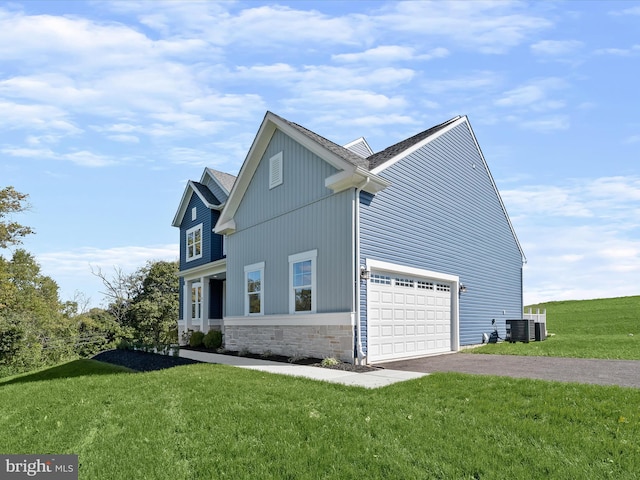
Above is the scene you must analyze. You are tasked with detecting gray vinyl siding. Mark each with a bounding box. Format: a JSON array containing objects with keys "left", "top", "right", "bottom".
[
  {"left": 204, "top": 177, "right": 228, "bottom": 204},
  {"left": 234, "top": 130, "right": 341, "bottom": 228},
  {"left": 226, "top": 130, "right": 354, "bottom": 316},
  {"left": 360, "top": 121, "right": 523, "bottom": 347}
]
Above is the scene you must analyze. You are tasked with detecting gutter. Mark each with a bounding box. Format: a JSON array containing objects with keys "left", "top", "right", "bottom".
[{"left": 354, "top": 177, "right": 370, "bottom": 365}]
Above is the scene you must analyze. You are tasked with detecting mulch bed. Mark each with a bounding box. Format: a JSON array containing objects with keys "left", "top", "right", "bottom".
[
  {"left": 92, "top": 349, "right": 201, "bottom": 372},
  {"left": 93, "top": 348, "right": 379, "bottom": 373}
]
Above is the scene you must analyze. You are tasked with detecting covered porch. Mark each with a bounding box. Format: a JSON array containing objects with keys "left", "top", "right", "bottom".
[{"left": 178, "top": 258, "right": 226, "bottom": 343}]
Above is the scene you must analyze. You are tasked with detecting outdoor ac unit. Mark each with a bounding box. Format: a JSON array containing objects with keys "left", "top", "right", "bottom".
[
  {"left": 506, "top": 319, "right": 535, "bottom": 343},
  {"left": 535, "top": 321, "right": 547, "bottom": 341}
]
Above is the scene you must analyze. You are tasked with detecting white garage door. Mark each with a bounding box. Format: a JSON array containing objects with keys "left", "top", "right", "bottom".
[{"left": 367, "top": 271, "right": 453, "bottom": 362}]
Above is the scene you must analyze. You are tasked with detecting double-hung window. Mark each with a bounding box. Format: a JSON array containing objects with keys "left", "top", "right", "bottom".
[
  {"left": 186, "top": 224, "right": 203, "bottom": 262},
  {"left": 289, "top": 250, "right": 317, "bottom": 314},
  {"left": 244, "top": 262, "right": 265, "bottom": 316}
]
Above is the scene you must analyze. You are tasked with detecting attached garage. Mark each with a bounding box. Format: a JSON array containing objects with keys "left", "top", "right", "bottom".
[{"left": 365, "top": 260, "right": 460, "bottom": 363}]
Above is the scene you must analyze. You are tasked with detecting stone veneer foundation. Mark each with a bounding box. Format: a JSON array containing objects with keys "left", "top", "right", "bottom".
[{"left": 224, "top": 324, "right": 354, "bottom": 363}]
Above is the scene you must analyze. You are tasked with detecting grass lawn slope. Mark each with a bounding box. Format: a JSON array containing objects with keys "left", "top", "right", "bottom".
[
  {"left": 1, "top": 359, "right": 640, "bottom": 479},
  {"left": 473, "top": 295, "right": 640, "bottom": 359}
]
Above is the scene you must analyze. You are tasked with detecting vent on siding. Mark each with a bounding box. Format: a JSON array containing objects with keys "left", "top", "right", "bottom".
[{"left": 269, "top": 151, "right": 283, "bottom": 189}]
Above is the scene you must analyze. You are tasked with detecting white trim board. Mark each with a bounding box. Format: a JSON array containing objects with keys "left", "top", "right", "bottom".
[{"left": 224, "top": 312, "right": 354, "bottom": 327}]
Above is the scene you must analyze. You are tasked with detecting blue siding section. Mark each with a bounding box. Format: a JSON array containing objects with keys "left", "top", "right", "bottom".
[
  {"left": 178, "top": 185, "right": 226, "bottom": 323},
  {"left": 360, "top": 121, "right": 523, "bottom": 347},
  {"left": 178, "top": 193, "right": 223, "bottom": 271}
]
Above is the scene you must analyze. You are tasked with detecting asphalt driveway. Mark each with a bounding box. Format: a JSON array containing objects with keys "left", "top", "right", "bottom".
[{"left": 379, "top": 353, "right": 640, "bottom": 389}]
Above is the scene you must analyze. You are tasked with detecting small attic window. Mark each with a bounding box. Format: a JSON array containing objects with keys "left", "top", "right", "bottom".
[{"left": 269, "top": 151, "right": 283, "bottom": 189}]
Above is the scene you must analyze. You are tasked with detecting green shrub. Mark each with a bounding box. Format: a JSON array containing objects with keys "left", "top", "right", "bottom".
[
  {"left": 203, "top": 329, "right": 222, "bottom": 350},
  {"left": 321, "top": 357, "right": 340, "bottom": 367},
  {"left": 189, "top": 331, "right": 205, "bottom": 348}
]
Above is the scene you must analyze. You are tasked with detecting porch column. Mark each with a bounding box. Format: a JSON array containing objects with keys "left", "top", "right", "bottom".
[
  {"left": 200, "top": 276, "right": 208, "bottom": 332},
  {"left": 183, "top": 280, "right": 191, "bottom": 330}
]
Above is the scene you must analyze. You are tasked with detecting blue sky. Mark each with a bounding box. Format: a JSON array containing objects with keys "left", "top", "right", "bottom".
[{"left": 1, "top": 0, "right": 639, "bottom": 308}]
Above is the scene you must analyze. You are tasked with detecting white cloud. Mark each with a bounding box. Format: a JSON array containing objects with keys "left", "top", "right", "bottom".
[
  {"left": 422, "top": 71, "right": 502, "bottom": 94},
  {"left": 594, "top": 45, "right": 640, "bottom": 56},
  {"left": 495, "top": 77, "right": 568, "bottom": 108},
  {"left": 505, "top": 176, "right": 640, "bottom": 304},
  {"left": 531, "top": 39, "right": 583, "bottom": 56},
  {"left": 376, "top": 1, "right": 552, "bottom": 54},
  {"left": 608, "top": 6, "right": 640, "bottom": 16},
  {"left": 37, "top": 244, "right": 178, "bottom": 306},
  {"left": 332, "top": 45, "right": 449, "bottom": 63}
]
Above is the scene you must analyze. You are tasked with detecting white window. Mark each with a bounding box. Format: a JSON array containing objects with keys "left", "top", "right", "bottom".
[
  {"left": 370, "top": 274, "right": 391, "bottom": 285},
  {"left": 289, "top": 250, "right": 317, "bottom": 314},
  {"left": 191, "top": 283, "right": 202, "bottom": 320},
  {"left": 269, "top": 151, "right": 283, "bottom": 189},
  {"left": 186, "top": 224, "right": 203, "bottom": 262},
  {"left": 191, "top": 207, "right": 197, "bottom": 221},
  {"left": 244, "top": 262, "right": 265, "bottom": 316}
]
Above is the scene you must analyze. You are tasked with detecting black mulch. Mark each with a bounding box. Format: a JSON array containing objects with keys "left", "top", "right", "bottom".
[{"left": 92, "top": 349, "right": 201, "bottom": 372}]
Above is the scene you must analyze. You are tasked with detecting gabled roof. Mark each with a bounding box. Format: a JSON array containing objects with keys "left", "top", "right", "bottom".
[
  {"left": 205, "top": 168, "right": 236, "bottom": 195},
  {"left": 171, "top": 180, "right": 223, "bottom": 228},
  {"left": 368, "top": 116, "right": 462, "bottom": 172},
  {"left": 343, "top": 137, "right": 374, "bottom": 158},
  {"left": 214, "top": 111, "right": 389, "bottom": 235},
  {"left": 272, "top": 112, "right": 370, "bottom": 169}
]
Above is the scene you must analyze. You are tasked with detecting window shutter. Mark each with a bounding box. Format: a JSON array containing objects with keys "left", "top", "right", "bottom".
[{"left": 269, "top": 152, "right": 283, "bottom": 189}]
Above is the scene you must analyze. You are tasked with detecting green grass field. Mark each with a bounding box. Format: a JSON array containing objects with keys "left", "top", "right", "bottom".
[
  {"left": 473, "top": 295, "right": 640, "bottom": 359},
  {"left": 1, "top": 359, "right": 639, "bottom": 479},
  {"left": 1, "top": 295, "right": 639, "bottom": 479}
]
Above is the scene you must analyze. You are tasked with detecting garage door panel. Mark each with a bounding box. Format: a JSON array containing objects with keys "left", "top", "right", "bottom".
[{"left": 368, "top": 269, "right": 454, "bottom": 362}]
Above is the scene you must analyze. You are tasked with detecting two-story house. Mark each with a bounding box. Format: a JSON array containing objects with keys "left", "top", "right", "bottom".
[{"left": 172, "top": 111, "right": 525, "bottom": 364}]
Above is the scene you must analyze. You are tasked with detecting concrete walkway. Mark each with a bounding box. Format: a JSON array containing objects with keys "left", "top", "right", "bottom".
[{"left": 179, "top": 349, "right": 426, "bottom": 389}]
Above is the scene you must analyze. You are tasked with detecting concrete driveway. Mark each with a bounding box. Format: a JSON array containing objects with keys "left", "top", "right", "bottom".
[{"left": 378, "top": 353, "right": 640, "bottom": 389}]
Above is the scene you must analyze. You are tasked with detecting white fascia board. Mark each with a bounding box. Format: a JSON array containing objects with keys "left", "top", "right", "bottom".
[
  {"left": 370, "top": 116, "right": 465, "bottom": 175},
  {"left": 179, "top": 258, "right": 227, "bottom": 281},
  {"left": 462, "top": 120, "right": 527, "bottom": 264},
  {"left": 366, "top": 259, "right": 459, "bottom": 283},
  {"left": 343, "top": 136, "right": 374, "bottom": 156},
  {"left": 217, "top": 111, "right": 367, "bottom": 230},
  {"left": 216, "top": 115, "right": 276, "bottom": 231},
  {"left": 172, "top": 181, "right": 223, "bottom": 228},
  {"left": 200, "top": 168, "right": 230, "bottom": 197},
  {"left": 224, "top": 311, "right": 353, "bottom": 327},
  {"left": 325, "top": 167, "right": 390, "bottom": 194},
  {"left": 214, "top": 218, "right": 236, "bottom": 235}
]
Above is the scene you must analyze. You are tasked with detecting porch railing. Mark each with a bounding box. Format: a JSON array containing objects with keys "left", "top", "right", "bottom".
[{"left": 523, "top": 307, "right": 546, "bottom": 323}]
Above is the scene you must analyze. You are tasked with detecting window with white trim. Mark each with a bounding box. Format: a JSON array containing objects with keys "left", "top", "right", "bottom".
[
  {"left": 395, "top": 277, "right": 414, "bottom": 288},
  {"left": 370, "top": 274, "right": 391, "bottom": 285},
  {"left": 289, "top": 250, "right": 317, "bottom": 314},
  {"left": 244, "top": 262, "right": 264, "bottom": 315},
  {"left": 191, "top": 283, "right": 202, "bottom": 321},
  {"left": 269, "top": 151, "right": 283, "bottom": 189},
  {"left": 186, "top": 224, "right": 203, "bottom": 262}
]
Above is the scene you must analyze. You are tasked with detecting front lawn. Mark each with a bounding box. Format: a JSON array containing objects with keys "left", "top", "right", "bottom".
[
  {"left": 1, "top": 359, "right": 639, "bottom": 479},
  {"left": 473, "top": 296, "right": 640, "bottom": 359}
]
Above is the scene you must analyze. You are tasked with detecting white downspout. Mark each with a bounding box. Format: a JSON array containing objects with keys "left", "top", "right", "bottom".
[{"left": 354, "top": 177, "right": 370, "bottom": 365}]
